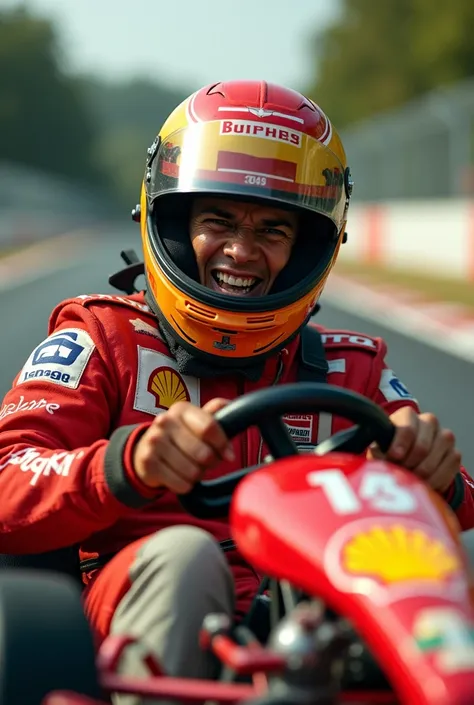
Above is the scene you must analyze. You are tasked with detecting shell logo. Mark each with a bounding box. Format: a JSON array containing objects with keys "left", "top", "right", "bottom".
[
  {"left": 342, "top": 525, "right": 460, "bottom": 585},
  {"left": 147, "top": 367, "right": 190, "bottom": 410}
]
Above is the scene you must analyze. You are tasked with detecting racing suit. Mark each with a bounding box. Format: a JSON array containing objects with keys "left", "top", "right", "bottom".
[{"left": 0, "top": 292, "right": 473, "bottom": 693}]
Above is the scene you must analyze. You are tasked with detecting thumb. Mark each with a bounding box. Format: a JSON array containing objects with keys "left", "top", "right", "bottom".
[
  {"left": 367, "top": 442, "right": 385, "bottom": 461},
  {"left": 202, "top": 397, "right": 232, "bottom": 415}
]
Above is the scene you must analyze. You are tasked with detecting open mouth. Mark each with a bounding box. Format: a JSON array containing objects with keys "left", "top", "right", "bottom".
[{"left": 210, "top": 269, "right": 263, "bottom": 296}]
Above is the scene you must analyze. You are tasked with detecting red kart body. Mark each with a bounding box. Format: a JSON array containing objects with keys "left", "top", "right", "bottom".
[
  {"left": 44, "top": 451, "right": 474, "bottom": 705},
  {"left": 232, "top": 452, "right": 474, "bottom": 705}
]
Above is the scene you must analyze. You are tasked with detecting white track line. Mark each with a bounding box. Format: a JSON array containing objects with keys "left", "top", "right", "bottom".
[
  {"left": 0, "top": 230, "right": 95, "bottom": 292},
  {"left": 324, "top": 275, "right": 474, "bottom": 364}
]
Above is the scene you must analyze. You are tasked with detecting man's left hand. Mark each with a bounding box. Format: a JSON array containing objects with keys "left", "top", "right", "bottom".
[{"left": 368, "top": 407, "right": 462, "bottom": 493}]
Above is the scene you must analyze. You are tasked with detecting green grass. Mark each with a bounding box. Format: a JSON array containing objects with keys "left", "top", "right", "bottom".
[
  {"left": 334, "top": 261, "right": 474, "bottom": 312},
  {"left": 0, "top": 247, "right": 22, "bottom": 259}
]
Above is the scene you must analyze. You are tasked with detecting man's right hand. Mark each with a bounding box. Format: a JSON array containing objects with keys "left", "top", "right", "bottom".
[{"left": 133, "top": 398, "right": 235, "bottom": 493}]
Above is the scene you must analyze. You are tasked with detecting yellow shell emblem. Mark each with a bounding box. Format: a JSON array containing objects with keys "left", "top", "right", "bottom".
[
  {"left": 147, "top": 366, "right": 190, "bottom": 410},
  {"left": 342, "top": 524, "right": 460, "bottom": 585}
]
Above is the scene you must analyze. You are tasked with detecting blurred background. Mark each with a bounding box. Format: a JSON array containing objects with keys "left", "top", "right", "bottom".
[
  {"left": 2, "top": 0, "right": 474, "bottom": 242},
  {"left": 0, "top": 0, "right": 473, "bottom": 462}
]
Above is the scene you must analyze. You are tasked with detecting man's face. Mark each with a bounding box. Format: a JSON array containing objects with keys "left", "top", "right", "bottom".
[{"left": 189, "top": 197, "right": 298, "bottom": 297}]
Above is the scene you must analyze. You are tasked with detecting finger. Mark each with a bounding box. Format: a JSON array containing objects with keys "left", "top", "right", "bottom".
[
  {"left": 134, "top": 429, "right": 203, "bottom": 491},
  {"left": 167, "top": 419, "right": 224, "bottom": 468},
  {"left": 426, "top": 445, "right": 462, "bottom": 494},
  {"left": 153, "top": 459, "right": 198, "bottom": 494},
  {"left": 154, "top": 438, "right": 206, "bottom": 485},
  {"left": 202, "top": 397, "right": 231, "bottom": 414},
  {"left": 367, "top": 442, "right": 384, "bottom": 460},
  {"left": 181, "top": 402, "right": 235, "bottom": 461},
  {"left": 414, "top": 428, "right": 455, "bottom": 480},
  {"left": 140, "top": 422, "right": 205, "bottom": 487},
  {"left": 385, "top": 407, "right": 419, "bottom": 463},
  {"left": 402, "top": 413, "right": 439, "bottom": 469}
]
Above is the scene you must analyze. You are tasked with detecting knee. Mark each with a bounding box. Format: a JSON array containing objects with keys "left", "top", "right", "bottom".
[{"left": 135, "top": 525, "right": 230, "bottom": 583}]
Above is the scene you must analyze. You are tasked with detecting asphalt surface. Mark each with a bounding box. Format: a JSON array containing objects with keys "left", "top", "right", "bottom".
[
  {"left": 0, "top": 226, "right": 137, "bottom": 397},
  {"left": 316, "top": 302, "right": 473, "bottom": 471},
  {"left": 1, "top": 225, "right": 472, "bottom": 469}
]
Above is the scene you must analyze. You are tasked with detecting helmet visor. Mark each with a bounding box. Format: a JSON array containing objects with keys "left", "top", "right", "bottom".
[{"left": 146, "top": 120, "right": 346, "bottom": 229}]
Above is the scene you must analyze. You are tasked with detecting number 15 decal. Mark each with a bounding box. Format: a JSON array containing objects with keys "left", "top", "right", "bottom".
[{"left": 307, "top": 469, "right": 417, "bottom": 515}]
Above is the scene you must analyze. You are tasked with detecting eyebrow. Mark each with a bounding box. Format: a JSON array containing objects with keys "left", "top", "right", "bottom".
[
  {"left": 261, "top": 217, "right": 295, "bottom": 229},
  {"left": 199, "top": 207, "right": 295, "bottom": 230},
  {"left": 199, "top": 206, "right": 236, "bottom": 219}
]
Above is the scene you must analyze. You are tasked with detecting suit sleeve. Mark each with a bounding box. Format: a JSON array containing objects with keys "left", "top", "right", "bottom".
[
  {"left": 0, "top": 301, "right": 155, "bottom": 554},
  {"left": 366, "top": 345, "right": 474, "bottom": 530}
]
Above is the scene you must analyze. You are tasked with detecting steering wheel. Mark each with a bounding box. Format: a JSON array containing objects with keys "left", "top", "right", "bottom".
[{"left": 179, "top": 383, "right": 396, "bottom": 519}]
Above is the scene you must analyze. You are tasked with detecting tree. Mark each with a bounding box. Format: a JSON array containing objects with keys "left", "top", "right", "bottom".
[
  {"left": 306, "top": 0, "right": 474, "bottom": 128},
  {"left": 79, "top": 77, "right": 188, "bottom": 205},
  {"left": 0, "top": 8, "right": 105, "bottom": 188}
]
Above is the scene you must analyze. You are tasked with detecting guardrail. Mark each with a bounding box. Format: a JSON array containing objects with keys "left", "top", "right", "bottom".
[{"left": 340, "top": 199, "right": 474, "bottom": 281}]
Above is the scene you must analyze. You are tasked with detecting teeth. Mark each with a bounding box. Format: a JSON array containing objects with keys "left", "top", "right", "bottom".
[{"left": 216, "top": 271, "right": 256, "bottom": 287}]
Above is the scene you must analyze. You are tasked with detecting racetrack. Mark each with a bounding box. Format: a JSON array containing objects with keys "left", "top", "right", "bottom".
[{"left": 1, "top": 225, "right": 472, "bottom": 470}]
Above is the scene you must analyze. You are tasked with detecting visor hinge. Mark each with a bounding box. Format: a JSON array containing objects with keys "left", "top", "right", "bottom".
[{"left": 145, "top": 136, "right": 161, "bottom": 184}]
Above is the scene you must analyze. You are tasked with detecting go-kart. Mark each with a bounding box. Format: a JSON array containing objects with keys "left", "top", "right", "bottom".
[{"left": 1, "top": 383, "right": 474, "bottom": 705}]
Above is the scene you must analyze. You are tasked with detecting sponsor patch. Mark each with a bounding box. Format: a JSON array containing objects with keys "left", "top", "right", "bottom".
[
  {"left": 0, "top": 447, "right": 84, "bottom": 486},
  {"left": 327, "top": 358, "right": 346, "bottom": 374},
  {"left": 282, "top": 414, "right": 313, "bottom": 444},
  {"left": 220, "top": 120, "right": 302, "bottom": 147},
  {"left": 322, "top": 333, "right": 377, "bottom": 349},
  {"left": 379, "top": 369, "right": 416, "bottom": 402},
  {"left": 134, "top": 347, "right": 200, "bottom": 416},
  {"left": 413, "top": 607, "right": 474, "bottom": 673},
  {"left": 17, "top": 329, "right": 95, "bottom": 390},
  {"left": 130, "top": 318, "right": 162, "bottom": 340},
  {"left": 0, "top": 396, "right": 60, "bottom": 420}
]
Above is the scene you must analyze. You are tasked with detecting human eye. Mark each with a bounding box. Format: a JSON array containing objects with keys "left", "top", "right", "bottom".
[
  {"left": 203, "top": 217, "right": 233, "bottom": 229},
  {"left": 261, "top": 227, "right": 288, "bottom": 238}
]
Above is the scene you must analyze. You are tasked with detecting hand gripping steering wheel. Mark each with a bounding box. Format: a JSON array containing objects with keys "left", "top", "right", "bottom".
[{"left": 179, "top": 383, "right": 395, "bottom": 518}]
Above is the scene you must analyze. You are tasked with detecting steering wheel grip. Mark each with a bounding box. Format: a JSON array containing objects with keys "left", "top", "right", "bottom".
[
  {"left": 214, "top": 384, "right": 395, "bottom": 452},
  {"left": 180, "top": 383, "right": 396, "bottom": 518}
]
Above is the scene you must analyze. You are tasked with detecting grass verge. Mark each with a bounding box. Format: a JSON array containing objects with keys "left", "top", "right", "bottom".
[{"left": 334, "top": 260, "right": 474, "bottom": 312}]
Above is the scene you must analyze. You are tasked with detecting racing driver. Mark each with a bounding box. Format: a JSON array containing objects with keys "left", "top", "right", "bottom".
[{"left": 0, "top": 80, "right": 473, "bottom": 703}]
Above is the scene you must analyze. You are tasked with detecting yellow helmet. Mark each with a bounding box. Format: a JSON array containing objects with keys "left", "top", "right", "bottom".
[{"left": 137, "top": 80, "right": 353, "bottom": 367}]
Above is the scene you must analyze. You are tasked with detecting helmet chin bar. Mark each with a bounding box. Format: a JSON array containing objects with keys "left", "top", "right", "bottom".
[{"left": 145, "top": 280, "right": 313, "bottom": 370}]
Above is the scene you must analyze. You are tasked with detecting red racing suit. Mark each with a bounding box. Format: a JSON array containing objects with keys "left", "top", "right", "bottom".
[{"left": 0, "top": 291, "right": 473, "bottom": 643}]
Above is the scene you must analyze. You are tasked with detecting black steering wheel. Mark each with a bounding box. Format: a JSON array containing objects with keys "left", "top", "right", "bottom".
[{"left": 179, "top": 383, "right": 395, "bottom": 518}]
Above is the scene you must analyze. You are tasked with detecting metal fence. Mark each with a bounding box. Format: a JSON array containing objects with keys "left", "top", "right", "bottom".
[{"left": 341, "top": 77, "right": 474, "bottom": 202}]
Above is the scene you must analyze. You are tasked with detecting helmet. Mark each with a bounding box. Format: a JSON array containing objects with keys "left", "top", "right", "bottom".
[{"left": 137, "top": 80, "right": 352, "bottom": 367}]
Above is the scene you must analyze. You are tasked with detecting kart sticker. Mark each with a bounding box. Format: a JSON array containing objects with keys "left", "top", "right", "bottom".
[
  {"left": 323, "top": 516, "right": 465, "bottom": 604},
  {"left": 0, "top": 396, "right": 60, "bottom": 419},
  {"left": 16, "top": 329, "right": 95, "bottom": 390},
  {"left": 413, "top": 607, "right": 474, "bottom": 673},
  {"left": 379, "top": 369, "right": 417, "bottom": 402},
  {"left": 134, "top": 347, "right": 200, "bottom": 415}
]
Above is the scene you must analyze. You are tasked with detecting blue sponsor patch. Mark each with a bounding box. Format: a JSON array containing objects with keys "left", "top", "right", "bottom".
[
  {"left": 389, "top": 377, "right": 412, "bottom": 399},
  {"left": 31, "top": 331, "right": 85, "bottom": 367},
  {"left": 17, "top": 328, "right": 95, "bottom": 389},
  {"left": 379, "top": 368, "right": 417, "bottom": 403}
]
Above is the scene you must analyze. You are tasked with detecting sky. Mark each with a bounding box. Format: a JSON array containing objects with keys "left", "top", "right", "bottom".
[{"left": 0, "top": 0, "right": 341, "bottom": 91}]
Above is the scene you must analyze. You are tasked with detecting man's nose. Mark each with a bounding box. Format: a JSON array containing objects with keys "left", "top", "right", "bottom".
[{"left": 223, "top": 230, "right": 259, "bottom": 262}]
